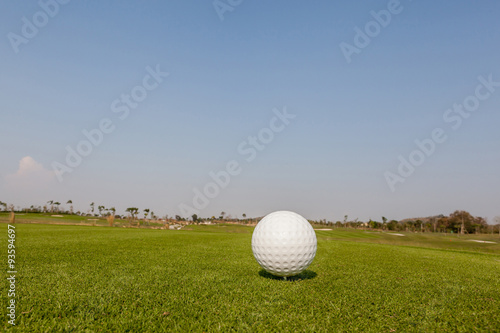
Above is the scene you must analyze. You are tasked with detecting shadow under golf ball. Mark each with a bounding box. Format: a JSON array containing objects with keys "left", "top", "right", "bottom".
[{"left": 258, "top": 269, "right": 317, "bottom": 281}]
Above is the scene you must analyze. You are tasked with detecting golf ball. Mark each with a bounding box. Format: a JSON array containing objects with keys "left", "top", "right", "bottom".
[{"left": 251, "top": 211, "right": 317, "bottom": 277}]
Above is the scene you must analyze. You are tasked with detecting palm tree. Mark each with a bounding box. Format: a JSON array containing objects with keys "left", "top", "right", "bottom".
[
  {"left": 142, "top": 209, "right": 149, "bottom": 225},
  {"left": 67, "top": 200, "right": 73, "bottom": 214},
  {"left": 382, "top": 216, "right": 387, "bottom": 230},
  {"left": 53, "top": 202, "right": 61, "bottom": 213},
  {"left": 98, "top": 205, "right": 105, "bottom": 216},
  {"left": 90, "top": 202, "right": 95, "bottom": 215}
]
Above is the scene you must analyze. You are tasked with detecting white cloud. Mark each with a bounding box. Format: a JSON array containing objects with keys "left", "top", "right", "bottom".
[{"left": 5, "top": 156, "right": 55, "bottom": 189}]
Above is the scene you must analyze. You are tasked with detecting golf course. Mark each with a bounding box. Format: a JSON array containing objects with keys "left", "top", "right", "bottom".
[{"left": 2, "top": 217, "right": 499, "bottom": 332}]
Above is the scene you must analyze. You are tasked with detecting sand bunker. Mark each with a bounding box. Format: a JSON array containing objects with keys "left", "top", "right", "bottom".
[{"left": 468, "top": 240, "right": 497, "bottom": 244}]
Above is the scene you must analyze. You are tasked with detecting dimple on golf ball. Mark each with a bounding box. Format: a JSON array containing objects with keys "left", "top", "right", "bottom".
[{"left": 251, "top": 211, "right": 317, "bottom": 277}]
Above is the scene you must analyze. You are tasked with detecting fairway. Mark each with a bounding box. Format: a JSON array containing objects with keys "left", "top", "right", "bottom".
[{"left": 2, "top": 223, "right": 499, "bottom": 332}]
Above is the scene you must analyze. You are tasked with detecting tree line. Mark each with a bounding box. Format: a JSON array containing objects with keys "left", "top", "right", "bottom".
[
  {"left": 313, "top": 210, "right": 500, "bottom": 234},
  {"left": 1, "top": 200, "right": 499, "bottom": 234}
]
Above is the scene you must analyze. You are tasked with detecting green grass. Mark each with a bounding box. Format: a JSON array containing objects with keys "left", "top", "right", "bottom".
[
  {"left": 0, "top": 212, "right": 141, "bottom": 227},
  {"left": 0, "top": 212, "right": 97, "bottom": 224},
  {"left": 1, "top": 223, "right": 499, "bottom": 332},
  {"left": 315, "top": 228, "right": 500, "bottom": 254}
]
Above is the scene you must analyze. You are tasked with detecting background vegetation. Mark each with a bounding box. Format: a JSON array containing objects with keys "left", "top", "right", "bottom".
[{"left": 1, "top": 198, "right": 499, "bottom": 235}]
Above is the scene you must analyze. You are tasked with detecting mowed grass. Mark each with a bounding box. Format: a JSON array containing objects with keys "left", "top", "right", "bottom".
[
  {"left": 0, "top": 213, "right": 91, "bottom": 223},
  {"left": 1, "top": 224, "right": 499, "bottom": 332},
  {"left": 314, "top": 228, "right": 500, "bottom": 254}
]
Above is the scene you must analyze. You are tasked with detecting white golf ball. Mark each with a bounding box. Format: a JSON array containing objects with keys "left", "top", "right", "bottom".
[{"left": 251, "top": 211, "right": 317, "bottom": 277}]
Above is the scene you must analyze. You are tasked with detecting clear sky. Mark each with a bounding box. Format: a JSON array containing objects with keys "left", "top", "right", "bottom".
[{"left": 1, "top": 0, "right": 499, "bottom": 222}]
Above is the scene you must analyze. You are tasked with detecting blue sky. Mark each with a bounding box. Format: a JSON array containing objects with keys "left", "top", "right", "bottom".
[{"left": 1, "top": 0, "right": 499, "bottom": 222}]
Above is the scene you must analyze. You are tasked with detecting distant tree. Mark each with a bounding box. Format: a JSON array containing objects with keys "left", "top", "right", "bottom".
[
  {"left": 53, "top": 202, "right": 61, "bottom": 212},
  {"left": 47, "top": 200, "right": 54, "bottom": 212},
  {"left": 472, "top": 216, "right": 487, "bottom": 234},
  {"left": 125, "top": 207, "right": 139, "bottom": 220},
  {"left": 67, "top": 200, "right": 73, "bottom": 214},
  {"left": 0, "top": 201, "right": 7, "bottom": 211},
  {"left": 471, "top": 221, "right": 481, "bottom": 234},
  {"left": 387, "top": 220, "right": 398, "bottom": 231},
  {"left": 110, "top": 207, "right": 116, "bottom": 215},
  {"left": 98, "top": 205, "right": 105, "bottom": 216},
  {"left": 437, "top": 216, "right": 449, "bottom": 232},
  {"left": 429, "top": 216, "right": 437, "bottom": 232},
  {"left": 220, "top": 211, "right": 226, "bottom": 220},
  {"left": 382, "top": 216, "right": 387, "bottom": 230},
  {"left": 90, "top": 202, "right": 95, "bottom": 214},
  {"left": 192, "top": 214, "right": 198, "bottom": 222},
  {"left": 415, "top": 219, "right": 423, "bottom": 232},
  {"left": 369, "top": 219, "right": 381, "bottom": 229},
  {"left": 175, "top": 215, "right": 182, "bottom": 221},
  {"left": 495, "top": 216, "right": 500, "bottom": 236},
  {"left": 143, "top": 209, "right": 150, "bottom": 225},
  {"left": 242, "top": 213, "right": 247, "bottom": 219},
  {"left": 405, "top": 220, "right": 414, "bottom": 231},
  {"left": 448, "top": 210, "right": 474, "bottom": 234}
]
